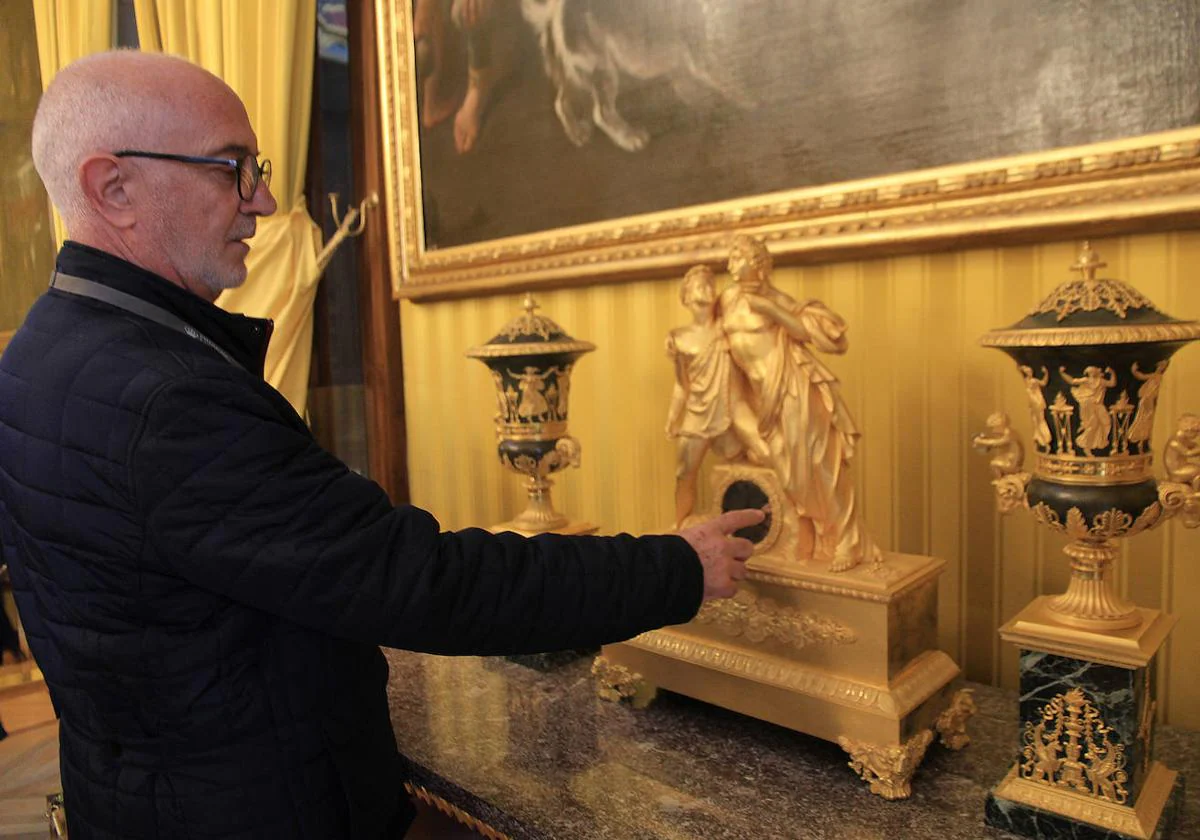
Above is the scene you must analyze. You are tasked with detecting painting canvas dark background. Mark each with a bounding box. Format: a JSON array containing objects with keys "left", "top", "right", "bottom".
[{"left": 413, "top": 0, "right": 1200, "bottom": 250}]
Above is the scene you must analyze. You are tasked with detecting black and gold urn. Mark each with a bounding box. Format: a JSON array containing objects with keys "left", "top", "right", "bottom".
[
  {"left": 466, "top": 293, "right": 597, "bottom": 536},
  {"left": 977, "top": 243, "right": 1200, "bottom": 840},
  {"left": 978, "top": 242, "right": 1200, "bottom": 631}
]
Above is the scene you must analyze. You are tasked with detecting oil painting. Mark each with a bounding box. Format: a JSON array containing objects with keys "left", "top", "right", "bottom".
[{"left": 377, "top": 0, "right": 1200, "bottom": 298}]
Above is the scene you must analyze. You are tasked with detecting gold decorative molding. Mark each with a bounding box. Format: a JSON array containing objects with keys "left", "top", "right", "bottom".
[
  {"left": 466, "top": 340, "right": 597, "bottom": 358},
  {"left": 747, "top": 552, "right": 944, "bottom": 602},
  {"left": 838, "top": 730, "right": 934, "bottom": 800},
  {"left": 0, "top": 330, "right": 12, "bottom": 355},
  {"left": 591, "top": 655, "right": 655, "bottom": 709},
  {"left": 1029, "top": 501, "right": 1163, "bottom": 542},
  {"left": 624, "top": 630, "right": 958, "bottom": 716},
  {"left": 712, "top": 466, "right": 789, "bottom": 554},
  {"left": 935, "top": 688, "right": 977, "bottom": 750},
  {"left": 993, "top": 762, "right": 1177, "bottom": 839},
  {"left": 999, "top": 599, "right": 1177, "bottom": 670},
  {"left": 743, "top": 572, "right": 890, "bottom": 601},
  {"left": 980, "top": 321, "right": 1200, "bottom": 348},
  {"left": 694, "top": 589, "right": 856, "bottom": 649},
  {"left": 374, "top": 5, "right": 1200, "bottom": 303},
  {"left": 405, "top": 782, "right": 512, "bottom": 840},
  {"left": 1035, "top": 453, "right": 1153, "bottom": 485}
]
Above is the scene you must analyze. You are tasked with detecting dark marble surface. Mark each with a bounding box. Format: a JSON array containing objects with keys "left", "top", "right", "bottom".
[{"left": 383, "top": 650, "right": 1200, "bottom": 840}]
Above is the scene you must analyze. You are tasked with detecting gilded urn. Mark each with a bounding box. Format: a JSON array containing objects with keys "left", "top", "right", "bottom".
[
  {"left": 978, "top": 243, "right": 1200, "bottom": 630},
  {"left": 466, "top": 293, "right": 596, "bottom": 535}
]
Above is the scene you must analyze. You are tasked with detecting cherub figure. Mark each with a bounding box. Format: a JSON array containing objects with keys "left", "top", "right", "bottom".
[
  {"left": 972, "top": 412, "right": 1025, "bottom": 479},
  {"left": 1164, "top": 413, "right": 1200, "bottom": 489}
]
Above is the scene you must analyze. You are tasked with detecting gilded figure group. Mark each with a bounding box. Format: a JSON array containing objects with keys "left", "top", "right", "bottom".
[{"left": 667, "top": 235, "right": 878, "bottom": 572}]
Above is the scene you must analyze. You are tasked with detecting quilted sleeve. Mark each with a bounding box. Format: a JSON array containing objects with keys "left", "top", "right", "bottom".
[{"left": 131, "top": 375, "right": 703, "bottom": 654}]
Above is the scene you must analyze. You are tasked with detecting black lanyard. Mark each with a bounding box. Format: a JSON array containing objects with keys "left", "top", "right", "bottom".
[{"left": 50, "top": 271, "right": 244, "bottom": 371}]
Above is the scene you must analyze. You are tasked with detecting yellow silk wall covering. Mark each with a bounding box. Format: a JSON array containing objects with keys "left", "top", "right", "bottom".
[{"left": 399, "top": 231, "right": 1200, "bottom": 729}]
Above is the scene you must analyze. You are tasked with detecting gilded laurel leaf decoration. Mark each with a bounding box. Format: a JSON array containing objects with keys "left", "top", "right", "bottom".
[
  {"left": 1128, "top": 502, "right": 1163, "bottom": 536},
  {"left": 1031, "top": 277, "right": 1157, "bottom": 322},
  {"left": 1032, "top": 246, "right": 1155, "bottom": 322},
  {"left": 1030, "top": 502, "right": 1062, "bottom": 531},
  {"left": 1065, "top": 507, "right": 1088, "bottom": 539},
  {"left": 498, "top": 313, "right": 559, "bottom": 341},
  {"left": 1090, "top": 509, "right": 1134, "bottom": 538},
  {"left": 694, "top": 589, "right": 856, "bottom": 649},
  {"left": 508, "top": 454, "right": 539, "bottom": 476},
  {"left": 1030, "top": 503, "right": 1164, "bottom": 540},
  {"left": 1019, "top": 687, "right": 1129, "bottom": 804}
]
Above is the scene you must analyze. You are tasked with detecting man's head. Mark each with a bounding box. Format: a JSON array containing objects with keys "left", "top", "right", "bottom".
[
  {"left": 31, "top": 50, "right": 277, "bottom": 301},
  {"left": 728, "top": 234, "right": 772, "bottom": 290}
]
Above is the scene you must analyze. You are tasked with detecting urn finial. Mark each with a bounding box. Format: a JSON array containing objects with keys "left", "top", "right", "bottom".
[{"left": 1069, "top": 241, "right": 1106, "bottom": 283}]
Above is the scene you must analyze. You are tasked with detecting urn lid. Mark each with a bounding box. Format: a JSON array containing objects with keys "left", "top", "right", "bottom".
[
  {"left": 980, "top": 242, "right": 1200, "bottom": 348},
  {"left": 465, "top": 293, "right": 596, "bottom": 359}
]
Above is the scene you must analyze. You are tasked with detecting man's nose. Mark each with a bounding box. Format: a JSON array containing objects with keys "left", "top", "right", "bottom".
[{"left": 245, "top": 181, "right": 278, "bottom": 216}]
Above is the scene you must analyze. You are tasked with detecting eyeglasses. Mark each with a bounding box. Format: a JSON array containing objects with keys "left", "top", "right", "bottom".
[{"left": 114, "top": 150, "right": 272, "bottom": 201}]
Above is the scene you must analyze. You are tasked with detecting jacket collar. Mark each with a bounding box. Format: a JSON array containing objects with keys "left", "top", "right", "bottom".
[{"left": 56, "top": 241, "right": 273, "bottom": 377}]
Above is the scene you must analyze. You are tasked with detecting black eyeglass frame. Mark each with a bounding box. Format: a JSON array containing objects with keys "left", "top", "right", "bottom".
[{"left": 113, "top": 150, "right": 272, "bottom": 201}]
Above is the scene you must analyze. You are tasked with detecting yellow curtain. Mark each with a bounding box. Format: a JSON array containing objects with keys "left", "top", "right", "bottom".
[
  {"left": 135, "top": 0, "right": 320, "bottom": 415},
  {"left": 32, "top": 0, "right": 116, "bottom": 248}
]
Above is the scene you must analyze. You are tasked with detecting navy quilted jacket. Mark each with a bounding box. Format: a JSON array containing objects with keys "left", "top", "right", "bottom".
[{"left": 0, "top": 243, "right": 703, "bottom": 839}]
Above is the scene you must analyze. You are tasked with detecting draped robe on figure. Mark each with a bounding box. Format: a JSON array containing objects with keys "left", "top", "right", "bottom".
[{"left": 723, "top": 289, "right": 876, "bottom": 570}]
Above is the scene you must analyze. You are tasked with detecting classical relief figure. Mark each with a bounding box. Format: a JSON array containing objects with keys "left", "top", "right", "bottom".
[
  {"left": 510, "top": 366, "right": 552, "bottom": 420},
  {"left": 551, "top": 365, "right": 571, "bottom": 420},
  {"left": 666, "top": 265, "right": 770, "bottom": 528},
  {"left": 1128, "top": 360, "right": 1168, "bottom": 449},
  {"left": 491, "top": 370, "right": 516, "bottom": 422},
  {"left": 1018, "top": 365, "right": 1053, "bottom": 450},
  {"left": 718, "top": 235, "right": 878, "bottom": 571},
  {"left": 1059, "top": 365, "right": 1116, "bottom": 456}
]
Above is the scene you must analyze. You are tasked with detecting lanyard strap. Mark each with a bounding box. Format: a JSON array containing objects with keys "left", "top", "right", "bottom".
[{"left": 50, "top": 271, "right": 243, "bottom": 371}]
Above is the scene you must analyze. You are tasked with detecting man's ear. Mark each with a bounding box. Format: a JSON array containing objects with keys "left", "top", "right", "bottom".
[{"left": 78, "top": 155, "right": 136, "bottom": 229}]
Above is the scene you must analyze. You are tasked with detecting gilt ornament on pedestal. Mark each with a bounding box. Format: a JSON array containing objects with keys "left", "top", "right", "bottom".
[{"left": 975, "top": 242, "right": 1199, "bottom": 839}]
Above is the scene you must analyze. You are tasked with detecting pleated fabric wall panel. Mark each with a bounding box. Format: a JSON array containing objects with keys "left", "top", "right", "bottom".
[{"left": 398, "top": 230, "right": 1200, "bottom": 728}]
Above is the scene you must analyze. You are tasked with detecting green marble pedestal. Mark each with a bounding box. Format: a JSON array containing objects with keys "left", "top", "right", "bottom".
[{"left": 984, "top": 599, "right": 1182, "bottom": 839}]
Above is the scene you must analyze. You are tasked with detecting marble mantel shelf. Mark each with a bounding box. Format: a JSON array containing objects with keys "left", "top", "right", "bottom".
[{"left": 383, "top": 649, "right": 1198, "bottom": 840}]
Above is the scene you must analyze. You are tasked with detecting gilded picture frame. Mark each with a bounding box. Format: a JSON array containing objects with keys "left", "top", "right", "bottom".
[{"left": 376, "top": 0, "right": 1200, "bottom": 301}]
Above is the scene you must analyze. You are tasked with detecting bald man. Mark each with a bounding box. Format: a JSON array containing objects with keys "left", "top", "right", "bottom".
[{"left": 0, "top": 51, "right": 761, "bottom": 839}]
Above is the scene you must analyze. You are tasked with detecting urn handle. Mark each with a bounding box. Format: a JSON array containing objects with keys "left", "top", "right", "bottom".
[
  {"left": 972, "top": 411, "right": 1031, "bottom": 514},
  {"left": 1159, "top": 413, "right": 1200, "bottom": 528}
]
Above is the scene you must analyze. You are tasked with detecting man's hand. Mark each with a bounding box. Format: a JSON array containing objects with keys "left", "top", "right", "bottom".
[{"left": 678, "top": 508, "right": 764, "bottom": 601}]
